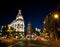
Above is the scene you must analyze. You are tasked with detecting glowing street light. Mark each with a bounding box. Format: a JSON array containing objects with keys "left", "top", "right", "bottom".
[{"left": 54, "top": 14, "right": 59, "bottom": 19}]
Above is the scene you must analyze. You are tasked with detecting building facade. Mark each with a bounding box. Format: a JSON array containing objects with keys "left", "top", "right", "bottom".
[
  {"left": 8, "top": 10, "right": 24, "bottom": 32},
  {"left": 26, "top": 22, "right": 37, "bottom": 40},
  {"left": 8, "top": 10, "right": 25, "bottom": 38}
]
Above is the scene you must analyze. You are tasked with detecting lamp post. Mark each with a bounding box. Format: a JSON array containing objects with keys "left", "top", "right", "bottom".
[{"left": 53, "top": 13, "right": 59, "bottom": 41}]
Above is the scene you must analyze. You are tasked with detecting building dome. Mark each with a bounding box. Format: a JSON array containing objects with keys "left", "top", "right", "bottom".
[{"left": 16, "top": 10, "right": 23, "bottom": 20}]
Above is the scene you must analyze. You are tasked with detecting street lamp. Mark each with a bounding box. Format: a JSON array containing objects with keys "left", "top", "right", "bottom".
[
  {"left": 53, "top": 13, "right": 59, "bottom": 41},
  {"left": 54, "top": 14, "right": 59, "bottom": 19}
]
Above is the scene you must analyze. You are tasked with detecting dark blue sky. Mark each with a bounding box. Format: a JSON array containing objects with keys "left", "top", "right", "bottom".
[{"left": 0, "top": 0, "right": 59, "bottom": 29}]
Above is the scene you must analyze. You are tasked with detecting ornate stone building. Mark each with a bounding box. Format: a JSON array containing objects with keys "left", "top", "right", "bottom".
[
  {"left": 26, "top": 22, "right": 37, "bottom": 40},
  {"left": 8, "top": 10, "right": 25, "bottom": 38}
]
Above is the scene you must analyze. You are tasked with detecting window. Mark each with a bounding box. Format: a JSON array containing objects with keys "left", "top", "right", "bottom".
[{"left": 17, "top": 24, "right": 20, "bottom": 29}]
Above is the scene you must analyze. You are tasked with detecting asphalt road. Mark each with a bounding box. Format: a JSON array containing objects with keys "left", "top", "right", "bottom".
[
  {"left": 1, "top": 40, "right": 60, "bottom": 47},
  {"left": 8, "top": 40, "right": 51, "bottom": 47}
]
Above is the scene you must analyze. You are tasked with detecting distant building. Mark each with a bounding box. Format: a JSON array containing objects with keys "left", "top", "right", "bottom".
[
  {"left": 35, "top": 28, "right": 41, "bottom": 32},
  {"left": 26, "top": 22, "right": 34, "bottom": 34},
  {"left": 35, "top": 28, "right": 42, "bottom": 35},
  {"left": 26, "top": 22, "right": 37, "bottom": 40}
]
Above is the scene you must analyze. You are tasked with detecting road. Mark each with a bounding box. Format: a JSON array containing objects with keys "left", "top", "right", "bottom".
[
  {"left": 1, "top": 40, "right": 60, "bottom": 47},
  {"left": 8, "top": 40, "right": 51, "bottom": 47}
]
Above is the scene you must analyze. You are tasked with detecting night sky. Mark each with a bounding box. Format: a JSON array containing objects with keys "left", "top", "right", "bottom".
[{"left": 0, "top": 0, "right": 59, "bottom": 29}]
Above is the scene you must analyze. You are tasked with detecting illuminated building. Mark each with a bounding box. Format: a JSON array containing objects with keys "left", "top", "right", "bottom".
[
  {"left": 35, "top": 28, "right": 41, "bottom": 32},
  {"left": 26, "top": 22, "right": 36, "bottom": 40},
  {"left": 8, "top": 10, "right": 25, "bottom": 38}
]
